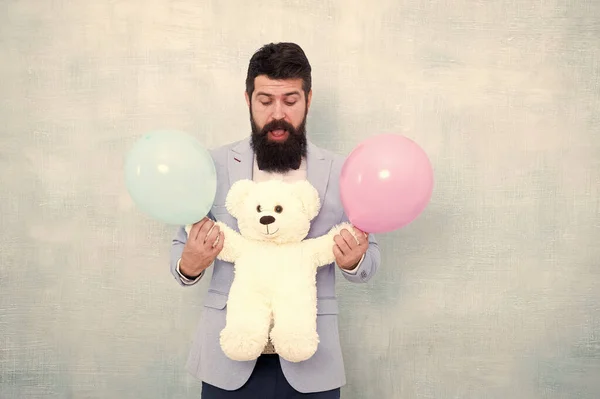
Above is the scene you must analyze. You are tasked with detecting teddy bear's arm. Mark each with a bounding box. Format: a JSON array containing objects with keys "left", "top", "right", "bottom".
[
  {"left": 214, "top": 221, "right": 245, "bottom": 263},
  {"left": 304, "top": 222, "right": 354, "bottom": 267}
]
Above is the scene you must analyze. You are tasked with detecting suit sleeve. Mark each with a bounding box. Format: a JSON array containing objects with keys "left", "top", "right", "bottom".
[
  {"left": 169, "top": 211, "right": 217, "bottom": 287},
  {"left": 337, "top": 211, "right": 381, "bottom": 283}
]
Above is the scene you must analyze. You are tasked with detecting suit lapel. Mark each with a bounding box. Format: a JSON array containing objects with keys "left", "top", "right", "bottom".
[
  {"left": 227, "top": 138, "right": 253, "bottom": 186},
  {"left": 306, "top": 141, "right": 332, "bottom": 206},
  {"left": 227, "top": 138, "right": 332, "bottom": 204}
]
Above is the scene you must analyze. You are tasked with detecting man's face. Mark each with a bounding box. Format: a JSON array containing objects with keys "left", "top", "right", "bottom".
[
  {"left": 247, "top": 75, "right": 312, "bottom": 172},
  {"left": 246, "top": 75, "right": 312, "bottom": 140}
]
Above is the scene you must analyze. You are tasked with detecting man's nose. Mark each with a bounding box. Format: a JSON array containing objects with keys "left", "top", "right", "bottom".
[{"left": 272, "top": 101, "right": 285, "bottom": 120}]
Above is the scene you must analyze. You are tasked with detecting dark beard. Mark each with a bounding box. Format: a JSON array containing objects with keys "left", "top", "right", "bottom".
[{"left": 250, "top": 112, "right": 307, "bottom": 173}]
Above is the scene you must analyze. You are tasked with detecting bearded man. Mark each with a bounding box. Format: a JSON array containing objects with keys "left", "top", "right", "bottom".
[{"left": 170, "top": 42, "right": 381, "bottom": 399}]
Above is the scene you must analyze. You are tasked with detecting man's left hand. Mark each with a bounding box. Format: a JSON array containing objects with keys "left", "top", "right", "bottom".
[{"left": 333, "top": 227, "right": 369, "bottom": 270}]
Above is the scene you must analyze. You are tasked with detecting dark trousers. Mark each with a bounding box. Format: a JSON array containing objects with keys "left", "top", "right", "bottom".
[{"left": 201, "top": 355, "right": 341, "bottom": 399}]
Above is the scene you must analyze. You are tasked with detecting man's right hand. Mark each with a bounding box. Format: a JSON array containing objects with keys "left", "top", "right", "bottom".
[{"left": 180, "top": 217, "right": 224, "bottom": 278}]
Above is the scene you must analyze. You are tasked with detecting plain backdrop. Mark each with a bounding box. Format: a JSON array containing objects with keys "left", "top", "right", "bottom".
[{"left": 1, "top": 0, "right": 599, "bottom": 398}]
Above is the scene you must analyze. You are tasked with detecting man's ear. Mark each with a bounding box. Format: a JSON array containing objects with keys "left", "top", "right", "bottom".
[
  {"left": 245, "top": 91, "right": 251, "bottom": 107},
  {"left": 294, "top": 180, "right": 320, "bottom": 220},
  {"left": 306, "top": 89, "right": 312, "bottom": 110},
  {"left": 226, "top": 179, "right": 255, "bottom": 219}
]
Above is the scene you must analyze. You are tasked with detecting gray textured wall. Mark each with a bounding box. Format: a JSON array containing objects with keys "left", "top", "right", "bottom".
[{"left": 1, "top": 1, "right": 599, "bottom": 398}]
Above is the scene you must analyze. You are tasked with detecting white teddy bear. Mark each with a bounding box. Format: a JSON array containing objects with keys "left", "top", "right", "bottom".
[{"left": 186, "top": 179, "right": 355, "bottom": 363}]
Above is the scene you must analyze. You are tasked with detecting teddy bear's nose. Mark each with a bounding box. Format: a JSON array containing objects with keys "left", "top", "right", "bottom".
[{"left": 259, "top": 215, "right": 276, "bottom": 225}]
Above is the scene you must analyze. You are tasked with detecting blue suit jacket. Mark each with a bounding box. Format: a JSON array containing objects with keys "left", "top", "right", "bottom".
[{"left": 170, "top": 137, "right": 381, "bottom": 393}]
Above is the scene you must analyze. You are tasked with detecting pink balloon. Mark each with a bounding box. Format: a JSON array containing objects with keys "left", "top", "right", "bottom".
[{"left": 340, "top": 134, "right": 434, "bottom": 233}]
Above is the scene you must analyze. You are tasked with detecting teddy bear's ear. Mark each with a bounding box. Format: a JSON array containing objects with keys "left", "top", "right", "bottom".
[
  {"left": 225, "top": 179, "right": 255, "bottom": 219},
  {"left": 294, "top": 180, "right": 321, "bottom": 220}
]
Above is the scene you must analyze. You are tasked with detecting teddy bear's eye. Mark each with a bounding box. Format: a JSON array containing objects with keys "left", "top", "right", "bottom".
[
  {"left": 256, "top": 205, "right": 262, "bottom": 212},
  {"left": 274, "top": 205, "right": 283, "bottom": 213}
]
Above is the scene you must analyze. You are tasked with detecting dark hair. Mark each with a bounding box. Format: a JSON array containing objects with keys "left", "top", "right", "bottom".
[{"left": 245, "top": 42, "right": 312, "bottom": 98}]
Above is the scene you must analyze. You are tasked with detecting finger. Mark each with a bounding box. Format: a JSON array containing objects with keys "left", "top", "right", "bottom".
[
  {"left": 190, "top": 218, "right": 210, "bottom": 241},
  {"left": 189, "top": 218, "right": 207, "bottom": 239},
  {"left": 353, "top": 226, "right": 368, "bottom": 238},
  {"left": 355, "top": 228, "right": 368, "bottom": 246},
  {"left": 340, "top": 229, "right": 357, "bottom": 248},
  {"left": 197, "top": 219, "right": 215, "bottom": 242},
  {"left": 334, "top": 234, "right": 351, "bottom": 255},
  {"left": 333, "top": 244, "right": 344, "bottom": 261},
  {"left": 212, "top": 231, "right": 225, "bottom": 252},
  {"left": 204, "top": 224, "right": 221, "bottom": 246}
]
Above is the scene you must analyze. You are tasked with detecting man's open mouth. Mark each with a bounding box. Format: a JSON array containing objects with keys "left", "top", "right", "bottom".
[{"left": 267, "top": 129, "right": 289, "bottom": 141}]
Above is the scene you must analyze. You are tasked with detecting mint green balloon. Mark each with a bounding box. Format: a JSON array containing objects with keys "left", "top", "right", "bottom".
[{"left": 124, "top": 130, "right": 217, "bottom": 225}]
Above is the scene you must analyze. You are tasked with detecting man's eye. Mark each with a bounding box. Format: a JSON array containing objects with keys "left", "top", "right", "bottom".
[
  {"left": 260, "top": 101, "right": 272, "bottom": 106},
  {"left": 285, "top": 101, "right": 296, "bottom": 106}
]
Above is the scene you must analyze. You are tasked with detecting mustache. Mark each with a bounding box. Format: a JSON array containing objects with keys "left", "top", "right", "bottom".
[{"left": 260, "top": 119, "right": 297, "bottom": 135}]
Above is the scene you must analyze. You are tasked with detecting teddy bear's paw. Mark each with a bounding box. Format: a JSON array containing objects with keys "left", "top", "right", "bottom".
[
  {"left": 330, "top": 222, "right": 354, "bottom": 237},
  {"left": 270, "top": 327, "right": 319, "bottom": 363},
  {"left": 219, "top": 326, "right": 268, "bottom": 362}
]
